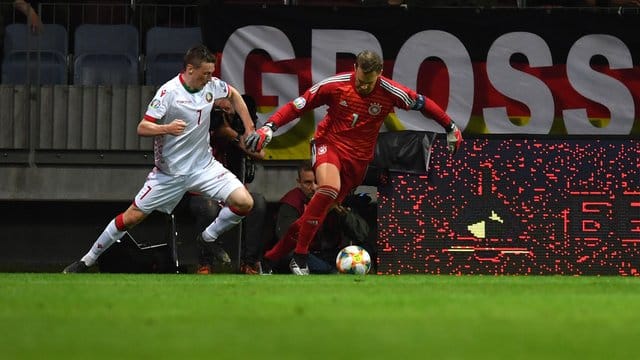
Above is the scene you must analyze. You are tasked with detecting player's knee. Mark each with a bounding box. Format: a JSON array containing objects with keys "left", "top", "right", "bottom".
[
  {"left": 227, "top": 188, "right": 254, "bottom": 213},
  {"left": 122, "top": 206, "right": 147, "bottom": 229}
]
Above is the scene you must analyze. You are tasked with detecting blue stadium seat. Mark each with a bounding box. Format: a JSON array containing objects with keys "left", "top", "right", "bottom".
[
  {"left": 1, "top": 23, "right": 68, "bottom": 85},
  {"left": 145, "top": 27, "right": 202, "bottom": 86},
  {"left": 73, "top": 24, "right": 140, "bottom": 85}
]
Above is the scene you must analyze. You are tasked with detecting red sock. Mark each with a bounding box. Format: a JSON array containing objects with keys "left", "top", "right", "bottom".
[
  {"left": 294, "top": 185, "right": 338, "bottom": 255},
  {"left": 115, "top": 213, "right": 127, "bottom": 231},
  {"left": 264, "top": 220, "right": 300, "bottom": 261}
]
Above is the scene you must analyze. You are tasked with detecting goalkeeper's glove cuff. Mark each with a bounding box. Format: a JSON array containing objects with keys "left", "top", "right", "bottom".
[
  {"left": 445, "top": 122, "right": 455, "bottom": 133},
  {"left": 264, "top": 121, "right": 278, "bottom": 132}
]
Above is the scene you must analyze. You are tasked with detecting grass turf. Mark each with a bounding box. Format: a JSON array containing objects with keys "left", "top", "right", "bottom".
[{"left": 1, "top": 274, "right": 639, "bottom": 359}]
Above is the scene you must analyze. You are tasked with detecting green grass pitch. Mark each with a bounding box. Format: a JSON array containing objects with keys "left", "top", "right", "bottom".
[{"left": 1, "top": 274, "right": 639, "bottom": 359}]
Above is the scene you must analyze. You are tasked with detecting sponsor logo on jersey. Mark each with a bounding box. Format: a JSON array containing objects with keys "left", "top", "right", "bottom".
[
  {"left": 368, "top": 102, "right": 382, "bottom": 115},
  {"left": 318, "top": 144, "right": 327, "bottom": 155},
  {"left": 150, "top": 99, "right": 161, "bottom": 109},
  {"left": 205, "top": 92, "right": 213, "bottom": 103},
  {"left": 292, "top": 96, "right": 306, "bottom": 110},
  {"left": 340, "top": 100, "right": 348, "bottom": 107},
  {"left": 160, "top": 89, "right": 167, "bottom": 97}
]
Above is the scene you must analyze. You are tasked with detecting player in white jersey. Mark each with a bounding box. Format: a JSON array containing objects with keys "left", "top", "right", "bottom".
[{"left": 63, "top": 45, "right": 257, "bottom": 273}]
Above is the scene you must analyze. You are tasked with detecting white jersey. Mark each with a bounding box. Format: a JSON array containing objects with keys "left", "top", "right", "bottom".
[{"left": 144, "top": 74, "right": 230, "bottom": 175}]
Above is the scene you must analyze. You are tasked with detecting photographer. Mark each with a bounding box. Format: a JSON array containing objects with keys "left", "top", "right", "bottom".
[{"left": 189, "top": 94, "right": 268, "bottom": 274}]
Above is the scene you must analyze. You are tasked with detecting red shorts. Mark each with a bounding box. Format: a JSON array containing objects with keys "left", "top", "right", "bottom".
[{"left": 311, "top": 140, "right": 369, "bottom": 202}]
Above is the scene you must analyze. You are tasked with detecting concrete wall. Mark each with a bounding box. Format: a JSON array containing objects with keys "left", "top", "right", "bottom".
[{"left": 0, "top": 84, "right": 300, "bottom": 202}]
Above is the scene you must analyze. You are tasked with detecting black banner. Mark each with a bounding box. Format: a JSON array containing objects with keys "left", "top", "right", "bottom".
[{"left": 202, "top": 5, "right": 640, "bottom": 159}]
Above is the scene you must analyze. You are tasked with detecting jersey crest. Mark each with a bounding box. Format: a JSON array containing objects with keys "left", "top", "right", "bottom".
[
  {"left": 317, "top": 144, "right": 327, "bottom": 155},
  {"left": 368, "top": 102, "right": 382, "bottom": 116}
]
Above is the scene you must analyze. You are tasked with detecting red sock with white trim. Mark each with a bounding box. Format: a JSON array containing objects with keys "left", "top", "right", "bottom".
[
  {"left": 294, "top": 185, "right": 338, "bottom": 255},
  {"left": 81, "top": 214, "right": 127, "bottom": 266}
]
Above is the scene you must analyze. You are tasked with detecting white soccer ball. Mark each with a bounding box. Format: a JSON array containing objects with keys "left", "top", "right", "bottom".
[{"left": 336, "top": 245, "right": 371, "bottom": 275}]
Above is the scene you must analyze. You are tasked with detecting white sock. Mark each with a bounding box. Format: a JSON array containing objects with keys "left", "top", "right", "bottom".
[
  {"left": 202, "top": 206, "right": 244, "bottom": 242},
  {"left": 81, "top": 219, "right": 125, "bottom": 266}
]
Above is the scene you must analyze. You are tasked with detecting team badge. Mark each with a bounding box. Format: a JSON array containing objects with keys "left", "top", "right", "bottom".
[
  {"left": 318, "top": 144, "right": 327, "bottom": 155},
  {"left": 150, "top": 99, "right": 161, "bottom": 109},
  {"left": 368, "top": 102, "right": 382, "bottom": 115},
  {"left": 205, "top": 92, "right": 213, "bottom": 103},
  {"left": 293, "top": 96, "right": 306, "bottom": 110}
]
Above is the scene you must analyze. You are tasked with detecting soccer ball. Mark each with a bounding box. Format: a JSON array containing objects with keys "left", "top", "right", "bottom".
[{"left": 336, "top": 245, "right": 371, "bottom": 275}]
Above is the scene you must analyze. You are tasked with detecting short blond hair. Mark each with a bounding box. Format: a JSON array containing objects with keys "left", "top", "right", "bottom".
[{"left": 356, "top": 50, "right": 383, "bottom": 73}]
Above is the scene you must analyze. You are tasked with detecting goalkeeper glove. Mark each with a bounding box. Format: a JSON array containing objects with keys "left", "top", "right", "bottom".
[
  {"left": 246, "top": 122, "right": 276, "bottom": 152},
  {"left": 446, "top": 123, "right": 462, "bottom": 155}
]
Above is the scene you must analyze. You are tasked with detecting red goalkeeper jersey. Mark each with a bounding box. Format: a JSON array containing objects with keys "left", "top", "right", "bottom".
[{"left": 269, "top": 72, "right": 451, "bottom": 161}]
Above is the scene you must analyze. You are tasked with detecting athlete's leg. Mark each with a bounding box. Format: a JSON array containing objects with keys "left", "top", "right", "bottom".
[
  {"left": 194, "top": 161, "right": 253, "bottom": 242},
  {"left": 293, "top": 162, "right": 340, "bottom": 256},
  {"left": 202, "top": 186, "right": 253, "bottom": 241},
  {"left": 65, "top": 169, "right": 185, "bottom": 272},
  {"left": 81, "top": 204, "right": 147, "bottom": 266}
]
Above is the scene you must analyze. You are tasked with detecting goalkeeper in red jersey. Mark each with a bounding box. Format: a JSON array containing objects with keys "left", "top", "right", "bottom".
[{"left": 246, "top": 50, "right": 463, "bottom": 275}]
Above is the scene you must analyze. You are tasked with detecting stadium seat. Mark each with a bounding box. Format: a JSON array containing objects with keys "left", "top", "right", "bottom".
[
  {"left": 145, "top": 26, "right": 202, "bottom": 86},
  {"left": 73, "top": 24, "right": 140, "bottom": 85},
  {"left": 1, "top": 23, "right": 69, "bottom": 85}
]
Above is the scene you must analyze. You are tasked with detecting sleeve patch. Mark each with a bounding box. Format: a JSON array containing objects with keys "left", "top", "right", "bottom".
[
  {"left": 412, "top": 94, "right": 425, "bottom": 110},
  {"left": 292, "top": 96, "right": 306, "bottom": 110},
  {"left": 149, "top": 99, "right": 161, "bottom": 109}
]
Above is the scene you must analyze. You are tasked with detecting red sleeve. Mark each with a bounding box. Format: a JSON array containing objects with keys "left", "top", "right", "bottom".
[
  {"left": 382, "top": 76, "right": 453, "bottom": 130},
  {"left": 420, "top": 97, "right": 452, "bottom": 130},
  {"left": 269, "top": 74, "right": 339, "bottom": 128},
  {"left": 269, "top": 101, "right": 302, "bottom": 129}
]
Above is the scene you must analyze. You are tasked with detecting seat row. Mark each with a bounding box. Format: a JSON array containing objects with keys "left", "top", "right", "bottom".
[{"left": 1, "top": 24, "right": 203, "bottom": 86}]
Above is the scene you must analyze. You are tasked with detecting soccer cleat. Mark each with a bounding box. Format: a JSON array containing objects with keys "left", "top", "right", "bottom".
[
  {"left": 289, "top": 257, "right": 310, "bottom": 276},
  {"left": 239, "top": 262, "right": 260, "bottom": 275},
  {"left": 196, "top": 264, "right": 212, "bottom": 275},
  {"left": 62, "top": 260, "right": 90, "bottom": 274},
  {"left": 197, "top": 234, "right": 231, "bottom": 265}
]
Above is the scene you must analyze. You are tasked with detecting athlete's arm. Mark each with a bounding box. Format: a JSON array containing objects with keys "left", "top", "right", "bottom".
[
  {"left": 137, "top": 118, "right": 186, "bottom": 137},
  {"left": 269, "top": 84, "right": 328, "bottom": 129},
  {"left": 247, "top": 77, "right": 332, "bottom": 152},
  {"left": 411, "top": 94, "right": 452, "bottom": 129},
  {"left": 215, "top": 117, "right": 266, "bottom": 160},
  {"left": 412, "top": 94, "right": 462, "bottom": 154},
  {"left": 246, "top": 95, "right": 305, "bottom": 152},
  {"left": 228, "top": 87, "right": 255, "bottom": 138}
]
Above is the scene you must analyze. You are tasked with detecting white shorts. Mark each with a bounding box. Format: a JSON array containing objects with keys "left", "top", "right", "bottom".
[{"left": 133, "top": 160, "right": 244, "bottom": 214}]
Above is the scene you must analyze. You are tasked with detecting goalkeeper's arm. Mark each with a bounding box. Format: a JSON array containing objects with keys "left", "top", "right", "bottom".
[{"left": 414, "top": 94, "right": 463, "bottom": 154}]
